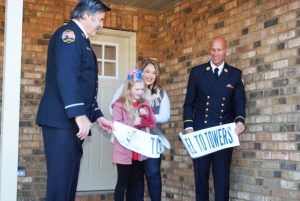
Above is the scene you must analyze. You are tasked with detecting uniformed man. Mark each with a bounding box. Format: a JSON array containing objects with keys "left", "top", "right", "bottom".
[
  {"left": 183, "top": 36, "right": 246, "bottom": 201},
  {"left": 36, "top": 1, "right": 113, "bottom": 200}
]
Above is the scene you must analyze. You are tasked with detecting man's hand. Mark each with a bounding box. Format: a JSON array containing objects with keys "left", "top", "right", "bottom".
[
  {"left": 235, "top": 122, "right": 245, "bottom": 135},
  {"left": 185, "top": 128, "right": 194, "bottom": 134},
  {"left": 75, "top": 115, "right": 92, "bottom": 140},
  {"left": 96, "top": 117, "right": 114, "bottom": 133}
]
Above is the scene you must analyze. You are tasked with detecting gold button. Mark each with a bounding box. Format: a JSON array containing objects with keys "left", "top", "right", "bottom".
[
  {"left": 206, "top": 102, "right": 209, "bottom": 105},
  {"left": 206, "top": 108, "right": 209, "bottom": 111},
  {"left": 223, "top": 97, "right": 226, "bottom": 100},
  {"left": 221, "top": 103, "right": 224, "bottom": 106},
  {"left": 220, "top": 116, "right": 222, "bottom": 119},
  {"left": 220, "top": 122, "right": 222, "bottom": 125},
  {"left": 205, "top": 115, "right": 208, "bottom": 117},
  {"left": 221, "top": 110, "right": 224, "bottom": 112},
  {"left": 204, "top": 121, "right": 207, "bottom": 123},
  {"left": 207, "top": 96, "right": 210, "bottom": 99}
]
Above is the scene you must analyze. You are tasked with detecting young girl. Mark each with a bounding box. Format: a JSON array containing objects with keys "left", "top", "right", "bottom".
[
  {"left": 111, "top": 69, "right": 156, "bottom": 201},
  {"left": 110, "top": 59, "right": 171, "bottom": 201}
]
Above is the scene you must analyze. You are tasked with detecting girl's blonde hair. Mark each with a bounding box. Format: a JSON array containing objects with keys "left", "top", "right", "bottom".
[{"left": 120, "top": 70, "right": 145, "bottom": 119}]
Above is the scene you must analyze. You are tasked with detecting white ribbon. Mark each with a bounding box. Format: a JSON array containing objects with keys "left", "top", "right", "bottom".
[{"left": 113, "top": 121, "right": 162, "bottom": 158}]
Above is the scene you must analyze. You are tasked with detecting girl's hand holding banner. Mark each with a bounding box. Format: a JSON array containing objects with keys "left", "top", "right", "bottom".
[
  {"left": 113, "top": 121, "right": 170, "bottom": 158},
  {"left": 179, "top": 123, "right": 240, "bottom": 158}
]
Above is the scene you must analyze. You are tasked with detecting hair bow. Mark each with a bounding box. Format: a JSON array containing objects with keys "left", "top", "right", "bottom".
[{"left": 127, "top": 69, "right": 143, "bottom": 82}]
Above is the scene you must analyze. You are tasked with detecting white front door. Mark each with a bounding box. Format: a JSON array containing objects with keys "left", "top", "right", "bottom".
[{"left": 77, "top": 29, "right": 136, "bottom": 191}]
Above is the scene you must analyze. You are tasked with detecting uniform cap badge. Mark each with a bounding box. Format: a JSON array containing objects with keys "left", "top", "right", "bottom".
[
  {"left": 62, "top": 30, "right": 76, "bottom": 43},
  {"left": 206, "top": 67, "right": 211, "bottom": 71}
]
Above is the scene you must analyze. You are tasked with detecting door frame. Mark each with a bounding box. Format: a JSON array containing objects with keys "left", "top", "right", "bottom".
[{"left": 98, "top": 28, "right": 136, "bottom": 70}]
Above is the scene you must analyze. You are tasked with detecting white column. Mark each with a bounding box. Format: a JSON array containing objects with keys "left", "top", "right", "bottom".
[{"left": 0, "top": 0, "right": 24, "bottom": 200}]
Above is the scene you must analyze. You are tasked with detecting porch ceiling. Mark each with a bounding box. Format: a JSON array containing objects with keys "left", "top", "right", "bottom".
[{"left": 103, "top": 0, "right": 180, "bottom": 11}]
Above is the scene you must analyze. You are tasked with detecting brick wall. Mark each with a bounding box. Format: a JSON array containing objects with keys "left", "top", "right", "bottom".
[
  {"left": 158, "top": 0, "right": 300, "bottom": 200},
  {"left": 105, "top": 4, "right": 159, "bottom": 61},
  {"left": 17, "top": 0, "right": 65, "bottom": 200},
  {"left": 64, "top": 0, "right": 159, "bottom": 61},
  {"left": 0, "top": 0, "right": 298, "bottom": 200}
]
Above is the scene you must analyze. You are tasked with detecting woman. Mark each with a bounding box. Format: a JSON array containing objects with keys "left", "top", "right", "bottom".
[{"left": 110, "top": 59, "right": 171, "bottom": 201}]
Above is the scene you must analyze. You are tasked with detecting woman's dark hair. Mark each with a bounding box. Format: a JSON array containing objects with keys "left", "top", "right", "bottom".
[
  {"left": 139, "top": 59, "right": 161, "bottom": 95},
  {"left": 71, "top": 0, "right": 111, "bottom": 19}
]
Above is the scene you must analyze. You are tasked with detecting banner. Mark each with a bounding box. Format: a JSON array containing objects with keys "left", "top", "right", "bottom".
[
  {"left": 152, "top": 127, "right": 171, "bottom": 149},
  {"left": 113, "top": 121, "right": 161, "bottom": 158},
  {"left": 179, "top": 123, "right": 239, "bottom": 159}
]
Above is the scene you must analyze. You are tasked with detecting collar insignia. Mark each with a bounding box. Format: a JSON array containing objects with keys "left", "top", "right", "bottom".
[
  {"left": 224, "top": 68, "right": 228, "bottom": 73},
  {"left": 206, "top": 67, "right": 211, "bottom": 71}
]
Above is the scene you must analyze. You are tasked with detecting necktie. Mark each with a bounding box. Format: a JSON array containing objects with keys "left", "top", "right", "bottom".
[{"left": 214, "top": 68, "right": 219, "bottom": 78}]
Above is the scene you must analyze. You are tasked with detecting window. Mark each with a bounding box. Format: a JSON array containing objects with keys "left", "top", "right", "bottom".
[{"left": 92, "top": 43, "right": 118, "bottom": 78}]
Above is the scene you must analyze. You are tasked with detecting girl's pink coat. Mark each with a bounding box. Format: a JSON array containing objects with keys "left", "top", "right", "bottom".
[{"left": 111, "top": 98, "right": 155, "bottom": 164}]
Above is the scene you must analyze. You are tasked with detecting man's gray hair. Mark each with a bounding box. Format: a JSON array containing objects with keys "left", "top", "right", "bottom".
[{"left": 71, "top": 0, "right": 111, "bottom": 19}]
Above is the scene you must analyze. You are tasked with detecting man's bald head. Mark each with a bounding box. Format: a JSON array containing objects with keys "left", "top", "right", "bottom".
[{"left": 210, "top": 36, "right": 227, "bottom": 66}]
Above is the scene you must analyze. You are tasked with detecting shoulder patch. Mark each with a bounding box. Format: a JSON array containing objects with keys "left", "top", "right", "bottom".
[{"left": 62, "top": 30, "right": 75, "bottom": 43}]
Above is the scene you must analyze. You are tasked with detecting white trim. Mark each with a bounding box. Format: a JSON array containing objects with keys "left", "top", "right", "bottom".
[
  {"left": 65, "top": 102, "right": 84, "bottom": 109},
  {"left": 99, "top": 42, "right": 118, "bottom": 79},
  {"left": 93, "top": 28, "right": 136, "bottom": 78},
  {"left": 0, "top": 0, "right": 23, "bottom": 200},
  {"left": 92, "top": 42, "right": 119, "bottom": 79}
]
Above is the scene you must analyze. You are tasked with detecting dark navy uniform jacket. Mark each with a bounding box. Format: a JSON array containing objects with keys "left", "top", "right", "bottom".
[
  {"left": 36, "top": 20, "right": 103, "bottom": 130},
  {"left": 183, "top": 62, "right": 246, "bottom": 131}
]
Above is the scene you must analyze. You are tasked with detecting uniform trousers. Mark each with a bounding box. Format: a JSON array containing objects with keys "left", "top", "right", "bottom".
[
  {"left": 42, "top": 126, "right": 83, "bottom": 201},
  {"left": 136, "top": 156, "right": 162, "bottom": 201},
  {"left": 193, "top": 147, "right": 233, "bottom": 201}
]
